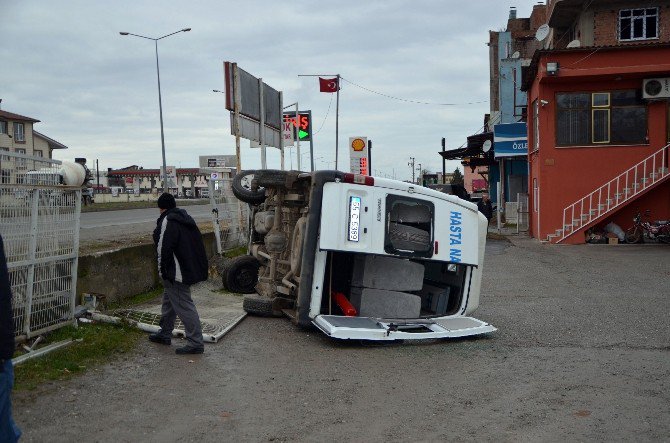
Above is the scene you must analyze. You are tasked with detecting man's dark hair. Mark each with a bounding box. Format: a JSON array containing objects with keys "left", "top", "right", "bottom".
[{"left": 158, "top": 193, "right": 176, "bottom": 210}]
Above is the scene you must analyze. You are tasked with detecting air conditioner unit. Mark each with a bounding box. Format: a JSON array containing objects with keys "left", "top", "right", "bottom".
[{"left": 642, "top": 78, "right": 670, "bottom": 99}]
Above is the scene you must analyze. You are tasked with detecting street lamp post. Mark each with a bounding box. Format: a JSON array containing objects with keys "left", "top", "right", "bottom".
[{"left": 120, "top": 28, "right": 191, "bottom": 194}]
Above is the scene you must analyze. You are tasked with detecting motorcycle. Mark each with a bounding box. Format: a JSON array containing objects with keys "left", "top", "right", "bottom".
[{"left": 624, "top": 210, "right": 670, "bottom": 244}]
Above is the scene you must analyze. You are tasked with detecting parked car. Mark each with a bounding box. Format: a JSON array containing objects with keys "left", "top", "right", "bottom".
[{"left": 223, "top": 170, "right": 496, "bottom": 341}]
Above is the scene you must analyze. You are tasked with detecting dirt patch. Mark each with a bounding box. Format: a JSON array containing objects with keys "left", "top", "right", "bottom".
[{"left": 13, "top": 240, "right": 670, "bottom": 441}]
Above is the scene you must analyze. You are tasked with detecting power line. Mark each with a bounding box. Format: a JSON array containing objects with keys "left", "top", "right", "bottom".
[
  {"left": 313, "top": 92, "right": 334, "bottom": 136},
  {"left": 340, "top": 77, "right": 488, "bottom": 106}
]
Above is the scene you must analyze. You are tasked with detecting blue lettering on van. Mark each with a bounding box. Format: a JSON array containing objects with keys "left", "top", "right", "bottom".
[{"left": 449, "top": 211, "right": 463, "bottom": 262}]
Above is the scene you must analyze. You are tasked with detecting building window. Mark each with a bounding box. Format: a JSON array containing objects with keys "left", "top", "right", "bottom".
[
  {"left": 34, "top": 150, "right": 43, "bottom": 157},
  {"left": 0, "top": 121, "right": 7, "bottom": 134},
  {"left": 619, "top": 8, "right": 658, "bottom": 41},
  {"left": 0, "top": 169, "right": 10, "bottom": 184},
  {"left": 15, "top": 148, "right": 26, "bottom": 169},
  {"left": 556, "top": 90, "right": 647, "bottom": 146},
  {"left": 13, "top": 122, "right": 25, "bottom": 142}
]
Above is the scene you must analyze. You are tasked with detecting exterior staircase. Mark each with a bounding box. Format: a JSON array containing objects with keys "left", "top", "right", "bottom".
[{"left": 547, "top": 143, "right": 670, "bottom": 244}]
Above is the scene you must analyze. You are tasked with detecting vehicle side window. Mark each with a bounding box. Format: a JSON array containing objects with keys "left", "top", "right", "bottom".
[{"left": 385, "top": 195, "right": 434, "bottom": 258}]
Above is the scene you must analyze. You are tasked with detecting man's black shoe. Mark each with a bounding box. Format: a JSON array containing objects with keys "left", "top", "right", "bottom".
[
  {"left": 148, "top": 333, "right": 171, "bottom": 345},
  {"left": 175, "top": 345, "right": 204, "bottom": 355}
]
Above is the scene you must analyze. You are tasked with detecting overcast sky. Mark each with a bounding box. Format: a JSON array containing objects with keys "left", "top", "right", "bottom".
[{"left": 1, "top": 0, "right": 542, "bottom": 181}]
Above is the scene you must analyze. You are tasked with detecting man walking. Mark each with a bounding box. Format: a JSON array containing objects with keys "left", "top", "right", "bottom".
[
  {"left": 477, "top": 193, "right": 494, "bottom": 226},
  {"left": 150, "top": 193, "right": 209, "bottom": 354},
  {"left": 1, "top": 235, "right": 21, "bottom": 442}
]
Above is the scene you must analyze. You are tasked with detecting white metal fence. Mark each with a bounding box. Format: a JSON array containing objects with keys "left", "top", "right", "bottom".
[
  {"left": 517, "top": 193, "right": 529, "bottom": 233},
  {"left": 0, "top": 152, "right": 81, "bottom": 339},
  {"left": 208, "top": 176, "right": 249, "bottom": 254}
]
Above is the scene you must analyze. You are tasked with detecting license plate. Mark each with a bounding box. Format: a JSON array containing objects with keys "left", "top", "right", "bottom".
[{"left": 348, "top": 196, "right": 361, "bottom": 242}]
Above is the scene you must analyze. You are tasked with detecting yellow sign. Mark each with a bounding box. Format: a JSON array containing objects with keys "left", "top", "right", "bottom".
[{"left": 351, "top": 138, "right": 366, "bottom": 152}]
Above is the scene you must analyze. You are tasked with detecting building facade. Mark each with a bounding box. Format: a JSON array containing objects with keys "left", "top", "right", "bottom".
[
  {"left": 0, "top": 110, "right": 67, "bottom": 159},
  {"left": 523, "top": 0, "right": 670, "bottom": 244}
]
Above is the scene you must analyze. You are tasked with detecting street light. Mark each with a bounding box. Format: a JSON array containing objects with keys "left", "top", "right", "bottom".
[{"left": 120, "top": 28, "right": 191, "bottom": 193}]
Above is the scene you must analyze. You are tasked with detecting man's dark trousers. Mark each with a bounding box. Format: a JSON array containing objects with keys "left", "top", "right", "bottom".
[
  {"left": 157, "top": 279, "right": 204, "bottom": 348},
  {"left": 0, "top": 359, "right": 21, "bottom": 442}
]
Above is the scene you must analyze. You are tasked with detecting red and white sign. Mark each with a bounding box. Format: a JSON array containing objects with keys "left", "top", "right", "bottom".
[
  {"left": 282, "top": 120, "right": 295, "bottom": 145},
  {"left": 349, "top": 137, "right": 369, "bottom": 175}
]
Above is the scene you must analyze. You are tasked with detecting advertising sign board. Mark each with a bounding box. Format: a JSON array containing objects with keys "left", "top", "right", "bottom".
[
  {"left": 224, "top": 61, "right": 282, "bottom": 148},
  {"left": 349, "top": 137, "right": 369, "bottom": 175},
  {"left": 493, "top": 123, "right": 528, "bottom": 158},
  {"left": 160, "top": 166, "right": 178, "bottom": 189}
]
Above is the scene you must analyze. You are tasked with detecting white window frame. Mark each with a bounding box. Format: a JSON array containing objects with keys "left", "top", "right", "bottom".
[
  {"left": 14, "top": 122, "right": 25, "bottom": 142},
  {"left": 34, "top": 150, "right": 43, "bottom": 157},
  {"left": 0, "top": 121, "right": 7, "bottom": 134},
  {"left": 15, "top": 148, "right": 27, "bottom": 169},
  {"left": 619, "top": 8, "right": 659, "bottom": 41}
]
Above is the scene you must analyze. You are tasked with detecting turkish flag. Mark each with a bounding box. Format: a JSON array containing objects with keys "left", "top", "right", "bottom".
[{"left": 319, "top": 77, "right": 339, "bottom": 93}]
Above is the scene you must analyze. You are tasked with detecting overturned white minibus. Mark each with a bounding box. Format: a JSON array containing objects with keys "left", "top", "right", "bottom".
[{"left": 224, "top": 170, "right": 496, "bottom": 341}]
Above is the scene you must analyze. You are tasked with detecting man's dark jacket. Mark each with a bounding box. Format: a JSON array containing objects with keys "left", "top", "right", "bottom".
[
  {"left": 477, "top": 199, "right": 493, "bottom": 220},
  {"left": 153, "top": 208, "right": 208, "bottom": 285},
  {"left": 0, "top": 235, "right": 15, "bottom": 360}
]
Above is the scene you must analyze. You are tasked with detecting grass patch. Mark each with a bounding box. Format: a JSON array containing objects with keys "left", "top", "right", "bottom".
[
  {"left": 13, "top": 323, "right": 143, "bottom": 391},
  {"left": 224, "top": 246, "right": 248, "bottom": 258},
  {"left": 13, "top": 287, "right": 165, "bottom": 391}
]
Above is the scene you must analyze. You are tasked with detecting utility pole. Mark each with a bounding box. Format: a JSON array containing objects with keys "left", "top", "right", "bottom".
[
  {"left": 408, "top": 157, "right": 415, "bottom": 183},
  {"left": 441, "top": 137, "right": 446, "bottom": 184},
  {"left": 416, "top": 163, "right": 422, "bottom": 186}
]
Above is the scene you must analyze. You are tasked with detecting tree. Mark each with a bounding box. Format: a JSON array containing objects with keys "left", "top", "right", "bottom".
[{"left": 451, "top": 167, "right": 464, "bottom": 185}]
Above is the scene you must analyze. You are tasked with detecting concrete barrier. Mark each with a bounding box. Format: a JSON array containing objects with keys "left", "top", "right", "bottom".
[
  {"left": 77, "top": 232, "right": 220, "bottom": 304},
  {"left": 94, "top": 193, "right": 157, "bottom": 204}
]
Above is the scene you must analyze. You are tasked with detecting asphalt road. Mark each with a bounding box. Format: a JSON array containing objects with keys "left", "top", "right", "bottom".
[
  {"left": 13, "top": 238, "right": 670, "bottom": 442},
  {"left": 79, "top": 205, "right": 214, "bottom": 244}
]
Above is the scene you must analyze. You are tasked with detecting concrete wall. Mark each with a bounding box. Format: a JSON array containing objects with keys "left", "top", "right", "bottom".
[
  {"left": 77, "top": 231, "right": 219, "bottom": 304},
  {"left": 95, "top": 193, "right": 158, "bottom": 203}
]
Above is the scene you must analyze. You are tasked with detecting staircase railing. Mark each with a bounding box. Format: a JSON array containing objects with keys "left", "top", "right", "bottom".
[{"left": 554, "top": 143, "right": 670, "bottom": 243}]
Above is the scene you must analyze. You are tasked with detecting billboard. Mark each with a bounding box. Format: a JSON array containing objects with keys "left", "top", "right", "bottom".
[
  {"left": 199, "top": 155, "right": 237, "bottom": 169},
  {"left": 160, "top": 166, "right": 178, "bottom": 189},
  {"left": 224, "top": 62, "right": 282, "bottom": 148},
  {"left": 493, "top": 123, "right": 528, "bottom": 158}
]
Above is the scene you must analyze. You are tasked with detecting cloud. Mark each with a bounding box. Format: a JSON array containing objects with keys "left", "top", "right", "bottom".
[{"left": 1, "top": 0, "right": 542, "bottom": 179}]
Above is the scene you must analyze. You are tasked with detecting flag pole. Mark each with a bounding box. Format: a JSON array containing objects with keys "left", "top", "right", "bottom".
[
  {"left": 335, "top": 74, "right": 340, "bottom": 171},
  {"left": 298, "top": 73, "right": 340, "bottom": 170}
]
